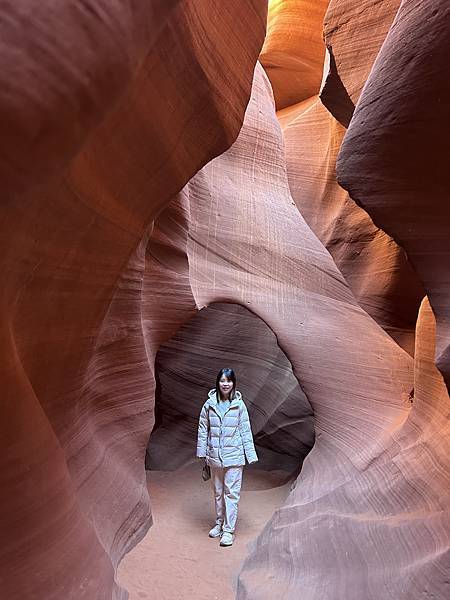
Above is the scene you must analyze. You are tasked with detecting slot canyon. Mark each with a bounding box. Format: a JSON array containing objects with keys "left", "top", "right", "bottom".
[{"left": 0, "top": 1, "right": 449, "bottom": 599}]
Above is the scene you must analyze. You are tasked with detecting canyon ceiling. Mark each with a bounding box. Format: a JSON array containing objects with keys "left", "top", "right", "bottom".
[{"left": 0, "top": 1, "right": 449, "bottom": 599}]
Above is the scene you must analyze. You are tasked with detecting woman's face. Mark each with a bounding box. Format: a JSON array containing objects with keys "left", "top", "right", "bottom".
[{"left": 219, "top": 375, "right": 233, "bottom": 399}]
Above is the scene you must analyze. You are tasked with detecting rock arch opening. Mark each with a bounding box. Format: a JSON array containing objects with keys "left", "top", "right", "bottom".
[
  {"left": 147, "top": 302, "right": 314, "bottom": 476},
  {"left": 118, "top": 302, "right": 315, "bottom": 599}
]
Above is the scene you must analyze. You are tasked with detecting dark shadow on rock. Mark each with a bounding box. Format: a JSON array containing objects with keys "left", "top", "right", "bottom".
[
  {"left": 146, "top": 302, "right": 315, "bottom": 475},
  {"left": 320, "top": 45, "right": 355, "bottom": 128}
]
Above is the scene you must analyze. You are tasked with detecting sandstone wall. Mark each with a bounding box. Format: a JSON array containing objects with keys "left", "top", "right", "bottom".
[
  {"left": 337, "top": 0, "right": 450, "bottom": 391},
  {"left": 1, "top": 1, "right": 449, "bottom": 599},
  {"left": 0, "top": 2, "right": 267, "bottom": 598}
]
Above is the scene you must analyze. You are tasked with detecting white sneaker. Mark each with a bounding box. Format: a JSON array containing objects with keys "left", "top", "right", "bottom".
[
  {"left": 220, "top": 532, "right": 234, "bottom": 546},
  {"left": 208, "top": 524, "right": 223, "bottom": 538}
]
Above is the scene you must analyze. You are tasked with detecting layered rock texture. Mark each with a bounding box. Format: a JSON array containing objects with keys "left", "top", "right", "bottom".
[
  {"left": 1, "top": 1, "right": 449, "bottom": 599},
  {"left": 0, "top": 2, "right": 267, "bottom": 599},
  {"left": 148, "top": 303, "right": 314, "bottom": 473},
  {"left": 165, "top": 62, "right": 448, "bottom": 598},
  {"left": 282, "top": 99, "right": 425, "bottom": 354},
  {"left": 273, "top": 0, "right": 426, "bottom": 354},
  {"left": 337, "top": 0, "right": 450, "bottom": 391}
]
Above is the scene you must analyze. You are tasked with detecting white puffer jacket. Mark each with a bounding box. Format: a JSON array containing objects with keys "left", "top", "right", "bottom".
[{"left": 197, "top": 389, "right": 258, "bottom": 468}]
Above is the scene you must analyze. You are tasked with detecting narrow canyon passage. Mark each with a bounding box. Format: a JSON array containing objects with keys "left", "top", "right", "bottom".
[
  {"left": 118, "top": 464, "right": 290, "bottom": 600},
  {"left": 1, "top": 1, "right": 449, "bottom": 598}
]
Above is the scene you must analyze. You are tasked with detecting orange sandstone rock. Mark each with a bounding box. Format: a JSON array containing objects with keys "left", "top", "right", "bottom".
[
  {"left": 275, "top": 0, "right": 424, "bottom": 352},
  {"left": 260, "top": 0, "right": 329, "bottom": 110},
  {"left": 321, "top": 0, "right": 401, "bottom": 125},
  {"left": 188, "top": 62, "right": 446, "bottom": 600}
]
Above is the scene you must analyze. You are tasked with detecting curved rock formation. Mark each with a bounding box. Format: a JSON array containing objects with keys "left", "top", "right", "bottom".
[
  {"left": 239, "top": 300, "right": 450, "bottom": 600},
  {"left": 187, "top": 58, "right": 411, "bottom": 480},
  {"left": 273, "top": 0, "right": 425, "bottom": 354},
  {"left": 148, "top": 302, "right": 314, "bottom": 473},
  {"left": 337, "top": 0, "right": 450, "bottom": 390},
  {"left": 170, "top": 62, "right": 447, "bottom": 599},
  {"left": 0, "top": 0, "right": 178, "bottom": 197},
  {"left": 321, "top": 0, "right": 401, "bottom": 125},
  {"left": 282, "top": 98, "right": 425, "bottom": 353},
  {"left": 0, "top": 2, "right": 267, "bottom": 598},
  {"left": 260, "top": 0, "right": 329, "bottom": 110},
  {"left": 2, "top": 2, "right": 449, "bottom": 599}
]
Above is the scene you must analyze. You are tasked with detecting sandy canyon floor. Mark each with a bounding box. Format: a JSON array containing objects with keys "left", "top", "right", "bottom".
[{"left": 118, "top": 462, "right": 291, "bottom": 600}]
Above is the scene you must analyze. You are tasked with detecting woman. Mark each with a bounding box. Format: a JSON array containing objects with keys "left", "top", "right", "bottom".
[{"left": 196, "top": 367, "right": 258, "bottom": 547}]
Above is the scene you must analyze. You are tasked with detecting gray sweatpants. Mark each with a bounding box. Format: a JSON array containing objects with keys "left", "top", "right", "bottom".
[{"left": 211, "top": 466, "right": 244, "bottom": 533}]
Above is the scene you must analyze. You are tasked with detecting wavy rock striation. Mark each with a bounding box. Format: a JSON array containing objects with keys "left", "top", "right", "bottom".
[
  {"left": 337, "top": 0, "right": 450, "bottom": 390},
  {"left": 273, "top": 0, "right": 425, "bottom": 353},
  {"left": 173, "top": 62, "right": 448, "bottom": 600},
  {"left": 2, "top": 2, "right": 449, "bottom": 599},
  {"left": 282, "top": 99, "right": 425, "bottom": 353},
  {"left": 0, "top": 2, "right": 267, "bottom": 598}
]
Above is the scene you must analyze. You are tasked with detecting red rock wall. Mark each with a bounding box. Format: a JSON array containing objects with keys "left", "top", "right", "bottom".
[
  {"left": 282, "top": 99, "right": 425, "bottom": 353},
  {"left": 2, "top": 1, "right": 449, "bottom": 598},
  {"left": 337, "top": 0, "right": 450, "bottom": 391},
  {"left": 321, "top": 0, "right": 402, "bottom": 125},
  {"left": 176, "top": 62, "right": 449, "bottom": 599},
  {"left": 263, "top": 0, "right": 425, "bottom": 354},
  {"left": 0, "top": 2, "right": 267, "bottom": 598}
]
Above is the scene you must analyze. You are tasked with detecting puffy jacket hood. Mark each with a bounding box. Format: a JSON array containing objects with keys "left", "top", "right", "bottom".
[{"left": 207, "top": 388, "right": 242, "bottom": 405}]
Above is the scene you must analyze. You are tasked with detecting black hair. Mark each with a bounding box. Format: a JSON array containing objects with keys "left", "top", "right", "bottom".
[{"left": 215, "top": 367, "right": 236, "bottom": 401}]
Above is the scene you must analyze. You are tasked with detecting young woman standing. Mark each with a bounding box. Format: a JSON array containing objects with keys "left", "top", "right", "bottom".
[{"left": 196, "top": 368, "right": 258, "bottom": 546}]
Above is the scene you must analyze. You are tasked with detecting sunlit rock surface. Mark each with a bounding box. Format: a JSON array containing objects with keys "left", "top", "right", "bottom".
[
  {"left": 321, "top": 0, "right": 401, "bottom": 125},
  {"left": 260, "top": 0, "right": 328, "bottom": 110},
  {"left": 282, "top": 98, "right": 424, "bottom": 353},
  {"left": 269, "top": 0, "right": 425, "bottom": 354}
]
